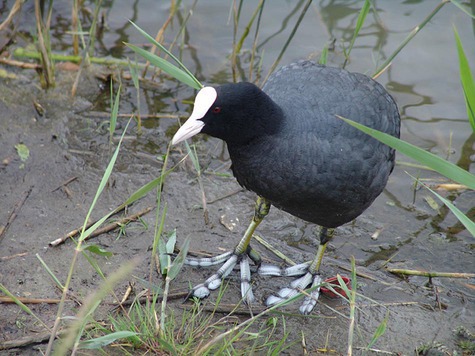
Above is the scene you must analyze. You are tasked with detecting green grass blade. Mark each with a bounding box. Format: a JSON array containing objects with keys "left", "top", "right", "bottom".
[
  {"left": 128, "top": 58, "right": 140, "bottom": 89},
  {"left": 54, "top": 259, "right": 138, "bottom": 355},
  {"left": 109, "top": 83, "right": 121, "bottom": 143},
  {"left": 79, "top": 118, "right": 132, "bottom": 242},
  {"left": 412, "top": 175, "right": 475, "bottom": 237},
  {"left": 0, "top": 283, "right": 50, "bottom": 330},
  {"left": 346, "top": 0, "right": 371, "bottom": 59},
  {"left": 318, "top": 43, "right": 328, "bottom": 65},
  {"left": 165, "top": 229, "right": 177, "bottom": 255},
  {"left": 78, "top": 331, "right": 138, "bottom": 349},
  {"left": 336, "top": 274, "right": 351, "bottom": 300},
  {"left": 264, "top": 0, "right": 313, "bottom": 81},
  {"left": 449, "top": 0, "right": 475, "bottom": 18},
  {"left": 124, "top": 175, "right": 163, "bottom": 206},
  {"left": 453, "top": 26, "right": 475, "bottom": 132},
  {"left": 372, "top": 1, "right": 447, "bottom": 77},
  {"left": 337, "top": 116, "right": 475, "bottom": 190},
  {"left": 84, "top": 245, "right": 113, "bottom": 257},
  {"left": 36, "top": 253, "right": 64, "bottom": 289},
  {"left": 126, "top": 43, "right": 201, "bottom": 90},
  {"left": 167, "top": 237, "right": 190, "bottom": 281},
  {"left": 235, "top": 0, "right": 265, "bottom": 55},
  {"left": 127, "top": 21, "right": 202, "bottom": 89},
  {"left": 367, "top": 310, "right": 389, "bottom": 348}
]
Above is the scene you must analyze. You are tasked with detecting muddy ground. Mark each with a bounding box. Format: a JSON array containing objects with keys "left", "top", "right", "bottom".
[{"left": 0, "top": 65, "right": 474, "bottom": 355}]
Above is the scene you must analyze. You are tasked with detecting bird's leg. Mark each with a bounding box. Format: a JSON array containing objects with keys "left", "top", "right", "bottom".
[
  {"left": 185, "top": 196, "right": 271, "bottom": 304},
  {"left": 263, "top": 227, "right": 335, "bottom": 315}
]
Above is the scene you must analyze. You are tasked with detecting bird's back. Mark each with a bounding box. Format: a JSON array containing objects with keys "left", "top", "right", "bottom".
[{"left": 230, "top": 61, "right": 400, "bottom": 228}]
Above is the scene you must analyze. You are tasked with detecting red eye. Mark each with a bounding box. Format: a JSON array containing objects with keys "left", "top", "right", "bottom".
[{"left": 212, "top": 106, "right": 221, "bottom": 114}]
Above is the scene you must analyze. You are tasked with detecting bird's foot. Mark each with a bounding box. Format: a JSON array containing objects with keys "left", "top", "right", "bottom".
[
  {"left": 184, "top": 247, "right": 260, "bottom": 305},
  {"left": 258, "top": 262, "right": 323, "bottom": 315}
]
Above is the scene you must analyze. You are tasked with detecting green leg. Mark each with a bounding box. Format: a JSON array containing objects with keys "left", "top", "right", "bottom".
[
  {"left": 234, "top": 196, "right": 271, "bottom": 255},
  {"left": 308, "top": 227, "right": 335, "bottom": 274}
]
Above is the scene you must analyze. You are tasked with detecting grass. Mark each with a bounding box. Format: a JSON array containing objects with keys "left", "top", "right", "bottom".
[{"left": 0, "top": 1, "right": 474, "bottom": 355}]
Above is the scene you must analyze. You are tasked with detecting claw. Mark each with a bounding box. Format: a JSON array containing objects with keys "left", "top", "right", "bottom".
[
  {"left": 258, "top": 262, "right": 310, "bottom": 277},
  {"left": 187, "top": 254, "right": 238, "bottom": 300},
  {"left": 185, "top": 250, "right": 263, "bottom": 304},
  {"left": 290, "top": 272, "right": 313, "bottom": 289},
  {"left": 265, "top": 271, "right": 322, "bottom": 314},
  {"left": 299, "top": 275, "right": 322, "bottom": 315},
  {"left": 185, "top": 251, "right": 234, "bottom": 267},
  {"left": 257, "top": 264, "right": 282, "bottom": 276},
  {"left": 240, "top": 255, "right": 255, "bottom": 304}
]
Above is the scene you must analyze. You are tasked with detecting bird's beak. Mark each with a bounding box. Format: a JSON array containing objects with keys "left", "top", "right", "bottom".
[{"left": 172, "top": 86, "right": 217, "bottom": 145}]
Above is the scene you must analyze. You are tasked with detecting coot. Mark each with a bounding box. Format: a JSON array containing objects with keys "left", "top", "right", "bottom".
[{"left": 172, "top": 61, "right": 400, "bottom": 314}]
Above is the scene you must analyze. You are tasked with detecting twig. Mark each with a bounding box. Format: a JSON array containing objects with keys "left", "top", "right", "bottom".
[
  {"left": 0, "top": 58, "right": 41, "bottom": 69},
  {"left": 0, "top": 296, "right": 64, "bottom": 304},
  {"left": 0, "top": 0, "right": 23, "bottom": 31},
  {"left": 0, "top": 186, "right": 33, "bottom": 245},
  {"left": 387, "top": 268, "right": 475, "bottom": 279},
  {"left": 178, "top": 303, "right": 268, "bottom": 316},
  {"left": 355, "top": 347, "right": 398, "bottom": 355},
  {"left": 207, "top": 188, "right": 244, "bottom": 204},
  {"left": 0, "top": 252, "right": 28, "bottom": 261},
  {"left": 51, "top": 176, "right": 78, "bottom": 192},
  {"left": 48, "top": 220, "right": 95, "bottom": 247},
  {"left": 109, "top": 290, "right": 189, "bottom": 311},
  {"left": 360, "top": 301, "right": 419, "bottom": 308},
  {"left": 49, "top": 206, "right": 152, "bottom": 246},
  {"left": 119, "top": 282, "right": 134, "bottom": 305},
  {"left": 0, "top": 323, "right": 97, "bottom": 351},
  {"left": 433, "top": 284, "right": 443, "bottom": 311}
]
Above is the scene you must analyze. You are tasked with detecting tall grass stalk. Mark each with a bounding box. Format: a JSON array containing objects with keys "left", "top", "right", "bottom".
[
  {"left": 248, "top": 0, "right": 265, "bottom": 82},
  {"left": 231, "top": 0, "right": 265, "bottom": 82},
  {"left": 44, "top": 96, "right": 131, "bottom": 355},
  {"left": 71, "top": 0, "right": 79, "bottom": 55},
  {"left": 346, "top": 259, "right": 358, "bottom": 355},
  {"left": 34, "top": 0, "right": 54, "bottom": 89},
  {"left": 128, "top": 59, "right": 142, "bottom": 134},
  {"left": 109, "top": 82, "right": 121, "bottom": 145},
  {"left": 263, "top": 0, "right": 313, "bottom": 83},
  {"left": 54, "top": 260, "right": 138, "bottom": 355},
  {"left": 343, "top": 0, "right": 371, "bottom": 68},
  {"left": 372, "top": 0, "right": 449, "bottom": 78},
  {"left": 141, "top": 0, "right": 181, "bottom": 77},
  {"left": 71, "top": 0, "right": 103, "bottom": 96}
]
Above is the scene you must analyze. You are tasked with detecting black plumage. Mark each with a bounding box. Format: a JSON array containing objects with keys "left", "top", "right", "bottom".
[
  {"left": 200, "top": 61, "right": 399, "bottom": 227},
  {"left": 172, "top": 60, "right": 400, "bottom": 313}
]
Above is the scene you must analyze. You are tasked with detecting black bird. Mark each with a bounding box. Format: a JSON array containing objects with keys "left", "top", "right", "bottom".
[{"left": 172, "top": 61, "right": 400, "bottom": 314}]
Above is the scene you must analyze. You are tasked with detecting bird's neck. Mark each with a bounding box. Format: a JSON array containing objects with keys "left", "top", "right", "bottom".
[{"left": 227, "top": 93, "right": 284, "bottom": 147}]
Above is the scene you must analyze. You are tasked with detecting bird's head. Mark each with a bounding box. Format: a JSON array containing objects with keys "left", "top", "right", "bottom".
[{"left": 172, "top": 83, "right": 282, "bottom": 146}]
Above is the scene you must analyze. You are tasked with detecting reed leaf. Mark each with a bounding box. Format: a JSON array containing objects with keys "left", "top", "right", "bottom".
[
  {"left": 127, "top": 21, "right": 202, "bottom": 90},
  {"left": 412, "top": 175, "right": 475, "bottom": 237},
  {"left": 338, "top": 116, "right": 475, "bottom": 190},
  {"left": 453, "top": 26, "right": 475, "bottom": 132},
  {"left": 345, "top": 0, "right": 371, "bottom": 62}
]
